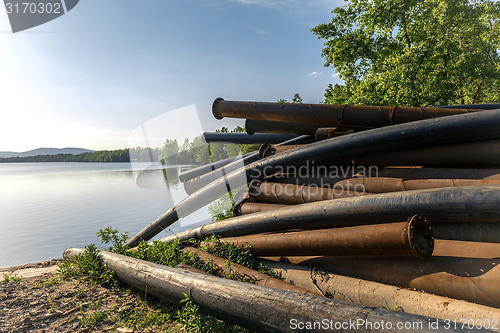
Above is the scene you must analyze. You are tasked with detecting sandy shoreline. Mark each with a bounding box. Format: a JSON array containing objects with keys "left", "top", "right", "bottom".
[{"left": 0, "top": 260, "right": 62, "bottom": 279}]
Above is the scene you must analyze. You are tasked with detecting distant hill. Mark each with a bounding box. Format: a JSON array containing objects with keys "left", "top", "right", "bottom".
[{"left": 0, "top": 148, "right": 94, "bottom": 158}]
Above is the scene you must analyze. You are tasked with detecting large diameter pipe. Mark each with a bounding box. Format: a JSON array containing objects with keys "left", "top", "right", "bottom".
[
  {"left": 62, "top": 249, "right": 457, "bottom": 333},
  {"left": 233, "top": 200, "right": 287, "bottom": 216},
  {"left": 326, "top": 139, "right": 500, "bottom": 167},
  {"left": 157, "top": 186, "right": 500, "bottom": 246},
  {"left": 183, "top": 135, "right": 314, "bottom": 195},
  {"left": 222, "top": 215, "right": 434, "bottom": 260},
  {"left": 128, "top": 110, "right": 500, "bottom": 247},
  {"left": 433, "top": 223, "right": 500, "bottom": 243},
  {"left": 203, "top": 132, "right": 298, "bottom": 144},
  {"left": 245, "top": 119, "right": 322, "bottom": 135},
  {"left": 257, "top": 259, "right": 500, "bottom": 326},
  {"left": 181, "top": 247, "right": 322, "bottom": 297},
  {"left": 265, "top": 168, "right": 500, "bottom": 188},
  {"left": 438, "top": 104, "right": 500, "bottom": 110},
  {"left": 280, "top": 242, "right": 500, "bottom": 308},
  {"left": 333, "top": 178, "right": 500, "bottom": 193},
  {"left": 249, "top": 180, "right": 370, "bottom": 204},
  {"left": 213, "top": 98, "right": 481, "bottom": 127}
]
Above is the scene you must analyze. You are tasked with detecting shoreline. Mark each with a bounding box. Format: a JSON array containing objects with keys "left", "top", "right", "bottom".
[{"left": 0, "top": 259, "right": 62, "bottom": 279}]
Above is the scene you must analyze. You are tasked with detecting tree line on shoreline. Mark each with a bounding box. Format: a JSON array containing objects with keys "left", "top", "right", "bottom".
[{"left": 0, "top": 126, "right": 260, "bottom": 165}]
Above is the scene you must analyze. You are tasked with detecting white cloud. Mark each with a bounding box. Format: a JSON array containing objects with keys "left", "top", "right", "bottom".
[{"left": 308, "top": 71, "right": 323, "bottom": 77}]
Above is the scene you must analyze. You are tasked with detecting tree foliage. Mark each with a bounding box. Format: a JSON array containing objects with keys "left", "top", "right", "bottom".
[{"left": 313, "top": 0, "right": 500, "bottom": 107}]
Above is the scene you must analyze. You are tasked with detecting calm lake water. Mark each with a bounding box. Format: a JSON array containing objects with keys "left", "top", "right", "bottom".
[{"left": 0, "top": 162, "right": 213, "bottom": 268}]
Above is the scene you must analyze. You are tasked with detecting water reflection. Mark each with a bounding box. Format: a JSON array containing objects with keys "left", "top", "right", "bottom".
[{"left": 0, "top": 163, "right": 212, "bottom": 268}]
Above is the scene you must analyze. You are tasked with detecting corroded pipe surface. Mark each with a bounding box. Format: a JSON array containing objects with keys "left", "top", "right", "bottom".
[
  {"left": 181, "top": 247, "right": 322, "bottom": 297},
  {"left": 213, "top": 98, "right": 480, "bottom": 127},
  {"left": 233, "top": 200, "right": 288, "bottom": 216},
  {"left": 281, "top": 240, "right": 500, "bottom": 308},
  {"left": 249, "top": 180, "right": 370, "bottom": 204},
  {"left": 333, "top": 178, "right": 500, "bottom": 193},
  {"left": 64, "top": 248, "right": 453, "bottom": 333},
  {"left": 128, "top": 109, "right": 500, "bottom": 247},
  {"left": 433, "top": 223, "right": 500, "bottom": 243},
  {"left": 315, "top": 128, "right": 355, "bottom": 141},
  {"left": 265, "top": 168, "right": 500, "bottom": 188},
  {"left": 257, "top": 259, "right": 500, "bottom": 326},
  {"left": 246, "top": 119, "right": 322, "bottom": 135},
  {"left": 223, "top": 215, "right": 434, "bottom": 260},
  {"left": 203, "top": 132, "right": 298, "bottom": 144},
  {"left": 157, "top": 186, "right": 500, "bottom": 246},
  {"left": 326, "top": 139, "right": 500, "bottom": 167}
]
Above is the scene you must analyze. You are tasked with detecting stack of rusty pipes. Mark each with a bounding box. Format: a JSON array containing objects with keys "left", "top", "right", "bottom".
[{"left": 120, "top": 100, "right": 500, "bottom": 326}]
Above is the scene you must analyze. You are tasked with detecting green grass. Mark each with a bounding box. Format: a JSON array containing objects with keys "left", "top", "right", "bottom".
[
  {"left": 56, "top": 228, "right": 265, "bottom": 332},
  {"left": 1, "top": 274, "right": 22, "bottom": 284}
]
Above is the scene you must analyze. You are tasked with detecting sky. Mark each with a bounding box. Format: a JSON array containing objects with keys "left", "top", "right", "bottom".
[{"left": 0, "top": 0, "right": 344, "bottom": 152}]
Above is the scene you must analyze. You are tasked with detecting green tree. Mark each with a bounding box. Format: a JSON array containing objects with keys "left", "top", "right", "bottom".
[
  {"left": 291, "top": 93, "right": 303, "bottom": 103},
  {"left": 312, "top": 0, "right": 500, "bottom": 107},
  {"left": 159, "top": 139, "right": 179, "bottom": 164}
]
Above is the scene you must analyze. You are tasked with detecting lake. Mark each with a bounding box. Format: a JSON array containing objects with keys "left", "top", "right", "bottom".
[{"left": 0, "top": 162, "right": 213, "bottom": 268}]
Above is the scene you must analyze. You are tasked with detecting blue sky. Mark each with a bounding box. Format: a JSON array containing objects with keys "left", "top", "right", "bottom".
[{"left": 0, "top": 0, "right": 344, "bottom": 151}]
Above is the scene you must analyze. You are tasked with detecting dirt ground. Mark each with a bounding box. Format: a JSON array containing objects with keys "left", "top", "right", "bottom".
[{"left": 0, "top": 260, "right": 181, "bottom": 333}]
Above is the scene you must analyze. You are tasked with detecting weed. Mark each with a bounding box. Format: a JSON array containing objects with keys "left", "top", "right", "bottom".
[
  {"left": 97, "top": 226, "right": 130, "bottom": 254},
  {"left": 32, "top": 276, "right": 61, "bottom": 289},
  {"left": 382, "top": 301, "right": 404, "bottom": 312},
  {"left": 1, "top": 274, "right": 22, "bottom": 284},
  {"left": 58, "top": 244, "right": 118, "bottom": 287},
  {"left": 81, "top": 310, "right": 109, "bottom": 328}
]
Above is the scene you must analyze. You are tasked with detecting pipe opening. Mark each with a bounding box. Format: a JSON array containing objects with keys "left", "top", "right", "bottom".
[{"left": 406, "top": 215, "right": 434, "bottom": 260}]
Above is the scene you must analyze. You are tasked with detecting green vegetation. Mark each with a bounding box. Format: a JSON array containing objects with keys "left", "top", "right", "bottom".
[
  {"left": 57, "top": 227, "right": 281, "bottom": 332},
  {"left": 1, "top": 274, "right": 23, "bottom": 284},
  {"left": 313, "top": 0, "right": 500, "bottom": 107},
  {"left": 277, "top": 93, "right": 304, "bottom": 104}
]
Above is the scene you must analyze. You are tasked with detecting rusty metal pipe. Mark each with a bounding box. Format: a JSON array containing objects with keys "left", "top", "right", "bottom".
[
  {"left": 438, "top": 103, "right": 500, "bottom": 109},
  {"left": 233, "top": 200, "right": 288, "bottom": 216},
  {"left": 213, "top": 98, "right": 481, "bottom": 127},
  {"left": 281, "top": 246, "right": 500, "bottom": 308},
  {"left": 327, "top": 139, "right": 500, "bottom": 167},
  {"left": 64, "top": 248, "right": 453, "bottom": 333},
  {"left": 333, "top": 177, "right": 500, "bottom": 193},
  {"left": 249, "top": 180, "right": 370, "bottom": 204},
  {"left": 181, "top": 247, "right": 322, "bottom": 297},
  {"left": 433, "top": 223, "right": 500, "bottom": 243},
  {"left": 157, "top": 186, "right": 500, "bottom": 246},
  {"left": 245, "top": 119, "right": 323, "bottom": 135},
  {"left": 203, "top": 132, "right": 298, "bottom": 144},
  {"left": 257, "top": 259, "right": 500, "bottom": 326},
  {"left": 264, "top": 168, "right": 500, "bottom": 188},
  {"left": 128, "top": 109, "right": 500, "bottom": 247},
  {"left": 222, "top": 215, "right": 434, "bottom": 260}
]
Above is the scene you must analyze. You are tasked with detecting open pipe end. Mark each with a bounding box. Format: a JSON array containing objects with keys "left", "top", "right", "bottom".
[
  {"left": 233, "top": 198, "right": 253, "bottom": 216},
  {"left": 212, "top": 97, "right": 225, "bottom": 120},
  {"left": 248, "top": 179, "right": 262, "bottom": 198},
  {"left": 258, "top": 144, "right": 271, "bottom": 159},
  {"left": 405, "top": 215, "right": 434, "bottom": 260},
  {"left": 245, "top": 119, "right": 255, "bottom": 135}
]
